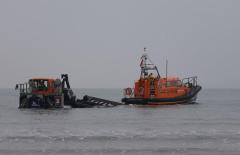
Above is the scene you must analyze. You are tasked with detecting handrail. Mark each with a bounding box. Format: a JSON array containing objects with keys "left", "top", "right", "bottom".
[
  {"left": 123, "top": 88, "right": 134, "bottom": 98},
  {"left": 182, "top": 76, "right": 198, "bottom": 87},
  {"left": 15, "top": 83, "right": 30, "bottom": 94}
]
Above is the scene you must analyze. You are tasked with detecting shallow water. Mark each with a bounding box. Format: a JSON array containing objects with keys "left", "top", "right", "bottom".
[{"left": 0, "top": 88, "right": 240, "bottom": 155}]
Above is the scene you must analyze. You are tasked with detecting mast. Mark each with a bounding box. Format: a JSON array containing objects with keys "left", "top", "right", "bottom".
[
  {"left": 166, "top": 59, "right": 168, "bottom": 87},
  {"left": 140, "top": 48, "right": 160, "bottom": 79}
]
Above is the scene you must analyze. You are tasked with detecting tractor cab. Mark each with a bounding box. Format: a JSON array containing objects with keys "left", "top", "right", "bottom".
[
  {"left": 28, "top": 78, "right": 59, "bottom": 96},
  {"left": 16, "top": 75, "right": 68, "bottom": 108}
]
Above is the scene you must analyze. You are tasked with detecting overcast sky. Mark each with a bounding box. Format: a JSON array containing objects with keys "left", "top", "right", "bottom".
[{"left": 0, "top": 0, "right": 239, "bottom": 88}]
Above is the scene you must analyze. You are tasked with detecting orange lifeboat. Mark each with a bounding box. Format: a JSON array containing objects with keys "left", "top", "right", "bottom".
[{"left": 122, "top": 53, "right": 202, "bottom": 105}]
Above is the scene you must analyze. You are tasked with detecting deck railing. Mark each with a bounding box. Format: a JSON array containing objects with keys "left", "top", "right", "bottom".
[
  {"left": 123, "top": 88, "right": 134, "bottom": 98},
  {"left": 182, "top": 76, "right": 198, "bottom": 87},
  {"left": 15, "top": 83, "right": 30, "bottom": 94}
]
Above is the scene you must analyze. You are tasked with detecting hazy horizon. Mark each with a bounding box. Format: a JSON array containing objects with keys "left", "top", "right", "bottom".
[{"left": 1, "top": 0, "right": 240, "bottom": 89}]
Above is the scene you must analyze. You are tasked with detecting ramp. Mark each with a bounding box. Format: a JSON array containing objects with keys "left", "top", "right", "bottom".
[{"left": 72, "top": 95, "right": 122, "bottom": 108}]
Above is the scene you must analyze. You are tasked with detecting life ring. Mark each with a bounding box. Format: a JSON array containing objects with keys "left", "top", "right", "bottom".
[{"left": 125, "top": 88, "right": 132, "bottom": 96}]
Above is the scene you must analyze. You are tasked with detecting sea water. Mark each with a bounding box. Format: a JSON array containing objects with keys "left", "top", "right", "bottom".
[{"left": 0, "top": 88, "right": 240, "bottom": 155}]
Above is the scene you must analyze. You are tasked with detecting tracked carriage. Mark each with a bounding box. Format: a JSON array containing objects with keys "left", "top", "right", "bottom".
[{"left": 16, "top": 74, "right": 121, "bottom": 108}]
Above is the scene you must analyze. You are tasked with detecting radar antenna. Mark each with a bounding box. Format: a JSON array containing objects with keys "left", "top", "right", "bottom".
[{"left": 140, "top": 48, "right": 160, "bottom": 79}]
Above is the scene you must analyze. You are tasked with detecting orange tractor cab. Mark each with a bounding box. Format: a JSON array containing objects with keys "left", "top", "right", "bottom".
[
  {"left": 122, "top": 53, "right": 202, "bottom": 105},
  {"left": 16, "top": 74, "right": 121, "bottom": 108}
]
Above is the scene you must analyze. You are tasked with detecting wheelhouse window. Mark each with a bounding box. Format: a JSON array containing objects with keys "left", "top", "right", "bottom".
[
  {"left": 166, "top": 80, "right": 182, "bottom": 87},
  {"left": 29, "top": 79, "right": 48, "bottom": 91}
]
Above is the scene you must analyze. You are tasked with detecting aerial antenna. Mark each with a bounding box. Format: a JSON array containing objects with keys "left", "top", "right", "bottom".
[
  {"left": 144, "top": 47, "right": 147, "bottom": 52},
  {"left": 166, "top": 59, "right": 168, "bottom": 87}
]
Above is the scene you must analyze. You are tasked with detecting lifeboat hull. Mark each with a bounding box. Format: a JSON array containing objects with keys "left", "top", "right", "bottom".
[{"left": 122, "top": 86, "right": 202, "bottom": 105}]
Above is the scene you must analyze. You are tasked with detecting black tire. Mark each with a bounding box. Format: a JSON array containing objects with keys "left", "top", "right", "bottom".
[
  {"left": 29, "top": 96, "right": 42, "bottom": 108},
  {"left": 44, "top": 97, "right": 54, "bottom": 109},
  {"left": 19, "top": 98, "right": 29, "bottom": 108}
]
